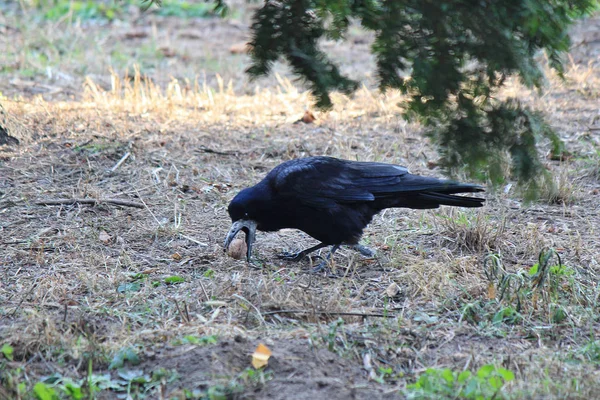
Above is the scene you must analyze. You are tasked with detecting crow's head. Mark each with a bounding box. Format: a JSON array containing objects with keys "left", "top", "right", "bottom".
[{"left": 223, "top": 187, "right": 264, "bottom": 262}]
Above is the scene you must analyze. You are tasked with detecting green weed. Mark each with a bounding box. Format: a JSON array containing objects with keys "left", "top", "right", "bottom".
[
  {"left": 405, "top": 364, "right": 515, "bottom": 400},
  {"left": 182, "top": 368, "right": 273, "bottom": 399},
  {"left": 155, "top": 0, "right": 214, "bottom": 18},
  {"left": 40, "top": 0, "right": 125, "bottom": 21},
  {"left": 172, "top": 335, "right": 218, "bottom": 346},
  {"left": 1, "top": 343, "right": 14, "bottom": 360}
]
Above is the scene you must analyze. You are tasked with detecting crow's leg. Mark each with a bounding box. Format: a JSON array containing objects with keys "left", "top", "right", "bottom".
[
  {"left": 311, "top": 244, "right": 341, "bottom": 273},
  {"left": 348, "top": 244, "right": 376, "bottom": 257},
  {"left": 278, "top": 242, "right": 328, "bottom": 262}
]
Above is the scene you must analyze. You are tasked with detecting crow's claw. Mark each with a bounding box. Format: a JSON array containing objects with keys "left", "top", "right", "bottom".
[
  {"left": 310, "top": 259, "right": 341, "bottom": 277},
  {"left": 247, "top": 259, "right": 263, "bottom": 269},
  {"left": 350, "top": 244, "right": 376, "bottom": 258},
  {"left": 277, "top": 242, "right": 329, "bottom": 262},
  {"left": 277, "top": 251, "right": 306, "bottom": 262},
  {"left": 310, "top": 256, "right": 329, "bottom": 274}
]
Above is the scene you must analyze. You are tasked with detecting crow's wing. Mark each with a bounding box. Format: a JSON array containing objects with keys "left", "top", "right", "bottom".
[
  {"left": 268, "top": 157, "right": 479, "bottom": 209},
  {"left": 268, "top": 158, "right": 373, "bottom": 208}
]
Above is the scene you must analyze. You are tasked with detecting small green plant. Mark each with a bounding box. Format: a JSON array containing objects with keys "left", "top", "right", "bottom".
[
  {"left": 155, "top": 0, "right": 214, "bottom": 18},
  {"left": 374, "top": 366, "right": 395, "bottom": 384},
  {"left": 164, "top": 275, "right": 185, "bottom": 284},
  {"left": 237, "top": 368, "right": 273, "bottom": 387},
  {"left": 576, "top": 340, "right": 600, "bottom": 364},
  {"left": 405, "top": 364, "right": 515, "bottom": 400},
  {"left": 33, "top": 382, "right": 59, "bottom": 400},
  {"left": 203, "top": 269, "right": 215, "bottom": 279},
  {"left": 41, "top": 0, "right": 125, "bottom": 21},
  {"left": 117, "top": 282, "right": 142, "bottom": 293},
  {"left": 109, "top": 347, "right": 141, "bottom": 370},
  {"left": 438, "top": 210, "right": 499, "bottom": 252},
  {"left": 172, "top": 335, "right": 218, "bottom": 346},
  {"left": 326, "top": 318, "right": 345, "bottom": 353},
  {"left": 480, "top": 248, "right": 590, "bottom": 327},
  {"left": 1, "top": 343, "right": 14, "bottom": 360},
  {"left": 492, "top": 306, "right": 522, "bottom": 325},
  {"left": 184, "top": 368, "right": 272, "bottom": 399},
  {"left": 34, "top": 367, "right": 177, "bottom": 399},
  {"left": 0, "top": 366, "right": 27, "bottom": 398},
  {"left": 581, "top": 147, "right": 600, "bottom": 178}
]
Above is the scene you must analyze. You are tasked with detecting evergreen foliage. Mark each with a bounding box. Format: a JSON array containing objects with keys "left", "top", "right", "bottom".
[{"left": 146, "top": 0, "right": 598, "bottom": 191}]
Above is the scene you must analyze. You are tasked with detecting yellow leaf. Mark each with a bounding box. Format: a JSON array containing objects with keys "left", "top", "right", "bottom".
[
  {"left": 251, "top": 343, "right": 272, "bottom": 369},
  {"left": 487, "top": 282, "right": 496, "bottom": 300}
]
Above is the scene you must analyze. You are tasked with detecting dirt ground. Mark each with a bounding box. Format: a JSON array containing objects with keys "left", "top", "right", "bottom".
[{"left": 1, "top": 2, "right": 600, "bottom": 399}]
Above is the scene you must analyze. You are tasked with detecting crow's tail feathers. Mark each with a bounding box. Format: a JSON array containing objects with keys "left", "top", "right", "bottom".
[
  {"left": 423, "top": 181, "right": 485, "bottom": 207},
  {"left": 377, "top": 179, "right": 486, "bottom": 209},
  {"left": 418, "top": 191, "right": 485, "bottom": 208}
]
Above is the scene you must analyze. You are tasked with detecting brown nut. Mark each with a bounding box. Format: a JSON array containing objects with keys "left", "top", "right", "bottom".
[{"left": 227, "top": 238, "right": 247, "bottom": 260}]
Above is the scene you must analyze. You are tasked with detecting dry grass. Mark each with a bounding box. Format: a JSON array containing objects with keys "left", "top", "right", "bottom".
[{"left": 1, "top": 3, "right": 600, "bottom": 400}]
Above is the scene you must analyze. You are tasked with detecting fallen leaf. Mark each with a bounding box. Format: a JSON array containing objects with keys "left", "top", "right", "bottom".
[
  {"left": 159, "top": 47, "right": 177, "bottom": 58},
  {"left": 99, "top": 231, "right": 112, "bottom": 244},
  {"left": 229, "top": 42, "right": 248, "bottom": 54},
  {"left": 547, "top": 150, "right": 572, "bottom": 162},
  {"left": 297, "top": 110, "right": 316, "bottom": 124},
  {"left": 172, "top": 252, "right": 182, "bottom": 261},
  {"left": 123, "top": 30, "right": 148, "bottom": 40},
  {"left": 487, "top": 282, "right": 496, "bottom": 300},
  {"left": 179, "top": 30, "right": 202, "bottom": 39},
  {"left": 140, "top": 268, "right": 158, "bottom": 274},
  {"left": 251, "top": 343, "right": 272, "bottom": 369},
  {"left": 384, "top": 282, "right": 400, "bottom": 297}
]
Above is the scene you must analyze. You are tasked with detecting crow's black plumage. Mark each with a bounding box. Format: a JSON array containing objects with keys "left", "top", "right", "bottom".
[{"left": 224, "top": 156, "right": 485, "bottom": 270}]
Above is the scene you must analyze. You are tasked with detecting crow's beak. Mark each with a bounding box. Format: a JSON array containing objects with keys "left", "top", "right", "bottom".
[{"left": 223, "top": 219, "right": 257, "bottom": 261}]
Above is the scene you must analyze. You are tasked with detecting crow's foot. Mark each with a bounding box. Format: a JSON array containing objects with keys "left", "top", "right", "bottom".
[
  {"left": 308, "top": 244, "right": 341, "bottom": 275},
  {"left": 309, "top": 260, "right": 343, "bottom": 277},
  {"left": 278, "top": 242, "right": 329, "bottom": 262},
  {"left": 310, "top": 257, "right": 328, "bottom": 274},
  {"left": 349, "top": 244, "right": 376, "bottom": 257},
  {"left": 277, "top": 251, "right": 307, "bottom": 262},
  {"left": 247, "top": 259, "right": 263, "bottom": 269}
]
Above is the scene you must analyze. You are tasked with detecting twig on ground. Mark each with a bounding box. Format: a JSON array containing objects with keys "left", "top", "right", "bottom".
[
  {"left": 133, "top": 186, "right": 162, "bottom": 226},
  {"left": 232, "top": 294, "right": 266, "bottom": 326},
  {"left": 109, "top": 151, "right": 131, "bottom": 172},
  {"left": 174, "top": 299, "right": 190, "bottom": 323},
  {"left": 10, "top": 283, "right": 38, "bottom": 317},
  {"left": 180, "top": 234, "right": 208, "bottom": 247},
  {"left": 198, "top": 281, "right": 210, "bottom": 302},
  {"left": 195, "top": 145, "right": 248, "bottom": 156},
  {"left": 262, "top": 309, "right": 396, "bottom": 318},
  {"left": 35, "top": 198, "right": 144, "bottom": 208},
  {"left": 363, "top": 353, "right": 378, "bottom": 380}
]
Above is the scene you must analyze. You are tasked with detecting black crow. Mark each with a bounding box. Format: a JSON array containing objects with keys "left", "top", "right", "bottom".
[{"left": 224, "top": 156, "right": 485, "bottom": 271}]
